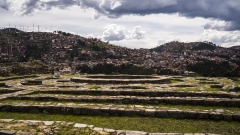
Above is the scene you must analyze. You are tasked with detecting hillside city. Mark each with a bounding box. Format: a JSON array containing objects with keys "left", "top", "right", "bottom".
[{"left": 0, "top": 28, "right": 240, "bottom": 76}]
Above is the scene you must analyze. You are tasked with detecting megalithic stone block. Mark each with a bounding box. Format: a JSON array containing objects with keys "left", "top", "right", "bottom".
[{"left": 0, "top": 130, "right": 16, "bottom": 135}]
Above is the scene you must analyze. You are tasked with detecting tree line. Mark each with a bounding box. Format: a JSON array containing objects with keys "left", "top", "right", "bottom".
[
  {"left": 76, "top": 63, "right": 155, "bottom": 75},
  {"left": 187, "top": 60, "right": 240, "bottom": 77}
]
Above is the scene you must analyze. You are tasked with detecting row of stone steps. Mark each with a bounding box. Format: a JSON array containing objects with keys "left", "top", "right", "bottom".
[
  {"left": 0, "top": 88, "right": 24, "bottom": 94},
  {"left": 10, "top": 94, "right": 240, "bottom": 107},
  {"left": 2, "top": 100, "right": 239, "bottom": 114},
  {"left": 30, "top": 90, "right": 240, "bottom": 99},
  {"left": 0, "top": 103, "right": 240, "bottom": 121},
  {"left": 0, "top": 75, "right": 239, "bottom": 134},
  {"left": 0, "top": 75, "right": 38, "bottom": 81},
  {"left": 70, "top": 76, "right": 171, "bottom": 84}
]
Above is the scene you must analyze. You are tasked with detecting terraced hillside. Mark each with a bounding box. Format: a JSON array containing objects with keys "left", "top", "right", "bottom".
[{"left": 0, "top": 75, "right": 240, "bottom": 135}]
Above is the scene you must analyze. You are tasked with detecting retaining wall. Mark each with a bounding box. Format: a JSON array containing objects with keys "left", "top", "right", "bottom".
[
  {"left": 21, "top": 80, "right": 43, "bottom": 85},
  {"left": 70, "top": 78, "right": 171, "bottom": 84},
  {"left": 0, "top": 75, "right": 38, "bottom": 81},
  {"left": 0, "top": 89, "right": 23, "bottom": 94},
  {"left": 32, "top": 90, "right": 240, "bottom": 99},
  {"left": 11, "top": 96, "right": 240, "bottom": 107},
  {"left": 86, "top": 75, "right": 159, "bottom": 79},
  {"left": 0, "top": 104, "right": 239, "bottom": 122},
  {"left": 0, "top": 83, "right": 6, "bottom": 87}
]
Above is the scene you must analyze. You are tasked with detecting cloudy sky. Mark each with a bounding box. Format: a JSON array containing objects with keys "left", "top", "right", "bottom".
[{"left": 1, "top": 0, "right": 240, "bottom": 49}]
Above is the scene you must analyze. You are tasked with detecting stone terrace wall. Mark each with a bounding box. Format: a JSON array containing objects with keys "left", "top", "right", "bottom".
[
  {"left": 86, "top": 75, "right": 159, "bottom": 79},
  {"left": 0, "top": 75, "right": 38, "bottom": 81},
  {"left": 0, "top": 104, "right": 239, "bottom": 122},
  {"left": 11, "top": 95, "right": 240, "bottom": 107},
  {"left": 70, "top": 77, "right": 171, "bottom": 84},
  {"left": 32, "top": 90, "right": 240, "bottom": 99}
]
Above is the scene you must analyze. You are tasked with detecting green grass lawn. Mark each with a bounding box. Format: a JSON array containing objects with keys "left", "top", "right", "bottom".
[{"left": 0, "top": 112, "right": 239, "bottom": 135}]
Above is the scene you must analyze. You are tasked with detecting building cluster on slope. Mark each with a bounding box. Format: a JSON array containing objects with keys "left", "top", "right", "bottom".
[{"left": 0, "top": 29, "right": 239, "bottom": 74}]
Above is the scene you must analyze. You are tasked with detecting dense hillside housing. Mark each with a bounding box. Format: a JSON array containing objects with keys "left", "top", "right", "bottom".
[{"left": 0, "top": 28, "right": 240, "bottom": 76}]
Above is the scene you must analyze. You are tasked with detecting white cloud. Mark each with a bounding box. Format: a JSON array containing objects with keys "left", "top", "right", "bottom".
[
  {"left": 201, "top": 30, "right": 240, "bottom": 47},
  {"left": 4, "top": 0, "right": 240, "bottom": 32},
  {"left": 110, "top": 1, "right": 122, "bottom": 10},
  {"left": 102, "top": 24, "right": 126, "bottom": 41},
  {"left": 101, "top": 24, "right": 147, "bottom": 41},
  {"left": 0, "top": 0, "right": 10, "bottom": 10},
  {"left": 93, "top": 10, "right": 101, "bottom": 19},
  {"left": 2, "top": 1, "right": 239, "bottom": 49},
  {"left": 202, "top": 21, "right": 240, "bottom": 31},
  {"left": 127, "top": 26, "right": 146, "bottom": 40}
]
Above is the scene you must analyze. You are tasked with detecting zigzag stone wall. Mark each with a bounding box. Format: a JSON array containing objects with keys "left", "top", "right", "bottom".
[
  {"left": 70, "top": 76, "right": 171, "bottom": 84},
  {"left": 31, "top": 90, "right": 240, "bottom": 98},
  {"left": 10, "top": 96, "right": 240, "bottom": 107},
  {"left": 0, "top": 104, "right": 239, "bottom": 122}
]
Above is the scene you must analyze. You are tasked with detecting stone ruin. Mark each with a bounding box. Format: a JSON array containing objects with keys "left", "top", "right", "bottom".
[{"left": 0, "top": 75, "right": 239, "bottom": 134}]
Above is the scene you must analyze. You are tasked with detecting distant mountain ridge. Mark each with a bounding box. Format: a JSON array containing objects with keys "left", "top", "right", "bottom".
[
  {"left": 0, "top": 28, "right": 117, "bottom": 62},
  {"left": 1, "top": 28, "right": 240, "bottom": 77},
  {"left": 150, "top": 41, "right": 219, "bottom": 53},
  {"left": 1, "top": 28, "right": 23, "bottom": 33},
  {"left": 230, "top": 45, "right": 240, "bottom": 50}
]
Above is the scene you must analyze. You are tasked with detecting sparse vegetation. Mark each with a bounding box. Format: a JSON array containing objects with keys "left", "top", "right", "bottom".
[
  {"left": 7, "top": 60, "right": 53, "bottom": 76},
  {"left": 90, "top": 85, "right": 101, "bottom": 90},
  {"left": 77, "top": 63, "right": 155, "bottom": 75},
  {"left": 187, "top": 60, "right": 240, "bottom": 77},
  {"left": 0, "top": 112, "right": 240, "bottom": 135},
  {"left": 234, "top": 78, "right": 240, "bottom": 86},
  {"left": 2, "top": 99, "right": 240, "bottom": 113},
  {"left": 170, "top": 79, "right": 183, "bottom": 83},
  {"left": 0, "top": 75, "right": 240, "bottom": 134}
]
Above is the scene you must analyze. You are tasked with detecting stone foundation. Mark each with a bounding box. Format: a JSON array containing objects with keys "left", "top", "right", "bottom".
[
  {"left": 70, "top": 76, "right": 171, "bottom": 84},
  {"left": 32, "top": 90, "right": 240, "bottom": 99},
  {"left": 10, "top": 95, "right": 240, "bottom": 107},
  {"left": 0, "top": 104, "right": 239, "bottom": 122}
]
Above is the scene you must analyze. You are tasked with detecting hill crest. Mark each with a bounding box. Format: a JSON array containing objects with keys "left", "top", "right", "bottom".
[
  {"left": 150, "top": 41, "right": 220, "bottom": 53},
  {"left": 1, "top": 28, "right": 240, "bottom": 77}
]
